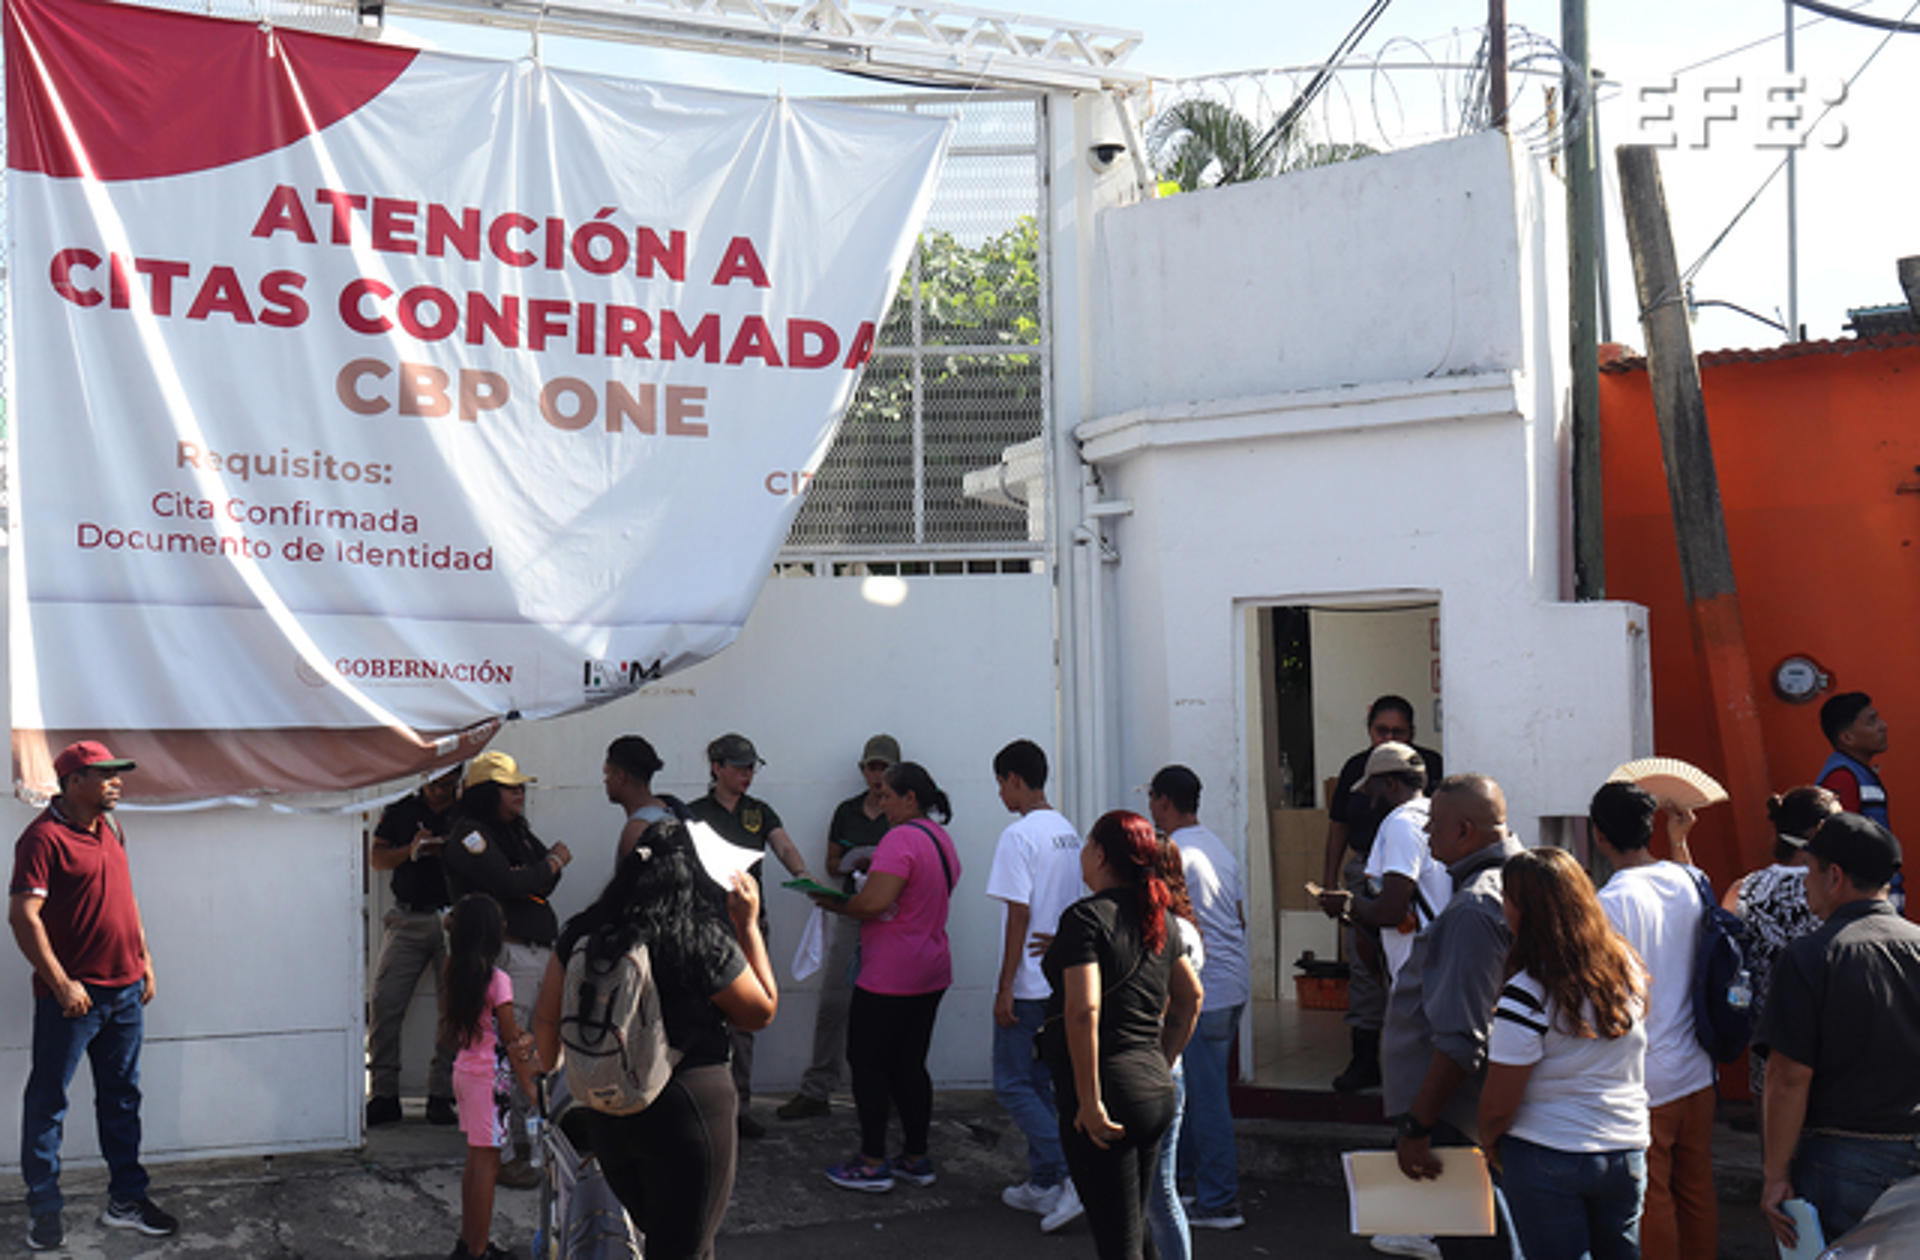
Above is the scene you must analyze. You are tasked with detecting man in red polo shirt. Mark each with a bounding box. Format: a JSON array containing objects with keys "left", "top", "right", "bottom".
[{"left": 8, "top": 741, "right": 178, "bottom": 1251}]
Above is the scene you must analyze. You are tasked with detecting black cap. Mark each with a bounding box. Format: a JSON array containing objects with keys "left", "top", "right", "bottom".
[{"left": 1807, "top": 812, "right": 1903, "bottom": 888}]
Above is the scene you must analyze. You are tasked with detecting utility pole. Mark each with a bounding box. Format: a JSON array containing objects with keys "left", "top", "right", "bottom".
[
  {"left": 1616, "top": 146, "right": 1774, "bottom": 875},
  {"left": 1488, "top": 0, "right": 1509, "bottom": 129},
  {"left": 1564, "top": 0, "right": 1603, "bottom": 600},
  {"left": 1785, "top": 0, "right": 1800, "bottom": 340}
]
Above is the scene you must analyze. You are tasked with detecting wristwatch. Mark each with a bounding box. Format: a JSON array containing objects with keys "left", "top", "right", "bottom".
[{"left": 1396, "top": 1114, "right": 1434, "bottom": 1142}]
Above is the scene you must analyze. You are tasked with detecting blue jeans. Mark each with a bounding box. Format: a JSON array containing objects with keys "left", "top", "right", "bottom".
[
  {"left": 1498, "top": 1135, "right": 1645, "bottom": 1260},
  {"left": 1148, "top": 1059, "right": 1190, "bottom": 1260},
  {"left": 993, "top": 999, "right": 1066, "bottom": 1187},
  {"left": 1793, "top": 1131, "right": 1920, "bottom": 1242},
  {"left": 21, "top": 983, "right": 150, "bottom": 1215},
  {"left": 1177, "top": 1003, "right": 1241, "bottom": 1214}
]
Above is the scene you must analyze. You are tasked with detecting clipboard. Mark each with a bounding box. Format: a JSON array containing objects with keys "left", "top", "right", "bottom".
[
  {"left": 1342, "top": 1148, "right": 1496, "bottom": 1237},
  {"left": 782, "top": 876, "right": 849, "bottom": 900}
]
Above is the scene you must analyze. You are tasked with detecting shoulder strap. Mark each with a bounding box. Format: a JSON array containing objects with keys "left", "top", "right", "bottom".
[
  {"left": 102, "top": 812, "right": 125, "bottom": 846},
  {"left": 906, "top": 820, "right": 955, "bottom": 893},
  {"left": 1686, "top": 864, "right": 1716, "bottom": 913}
]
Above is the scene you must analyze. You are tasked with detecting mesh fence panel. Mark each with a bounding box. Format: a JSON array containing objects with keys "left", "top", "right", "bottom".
[{"left": 789, "top": 92, "right": 1045, "bottom": 554}]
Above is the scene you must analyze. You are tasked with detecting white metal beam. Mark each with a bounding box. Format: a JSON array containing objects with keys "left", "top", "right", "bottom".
[{"left": 318, "top": 0, "right": 1146, "bottom": 92}]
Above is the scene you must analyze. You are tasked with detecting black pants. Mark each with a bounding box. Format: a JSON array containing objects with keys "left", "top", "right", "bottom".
[
  {"left": 846, "top": 986, "right": 945, "bottom": 1159},
  {"left": 585, "top": 1063, "right": 737, "bottom": 1260},
  {"left": 1055, "top": 1048, "right": 1176, "bottom": 1260}
]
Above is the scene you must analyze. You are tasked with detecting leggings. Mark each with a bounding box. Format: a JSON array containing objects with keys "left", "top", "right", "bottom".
[
  {"left": 1057, "top": 1049, "right": 1176, "bottom": 1260},
  {"left": 585, "top": 1063, "right": 737, "bottom": 1260},
  {"left": 846, "top": 986, "right": 945, "bottom": 1159}
]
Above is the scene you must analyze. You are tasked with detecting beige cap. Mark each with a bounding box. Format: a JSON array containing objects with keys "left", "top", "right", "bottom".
[{"left": 1360, "top": 741, "right": 1424, "bottom": 787}]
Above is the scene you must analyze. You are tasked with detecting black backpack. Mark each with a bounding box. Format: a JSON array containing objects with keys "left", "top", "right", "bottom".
[{"left": 1687, "top": 866, "right": 1753, "bottom": 1063}]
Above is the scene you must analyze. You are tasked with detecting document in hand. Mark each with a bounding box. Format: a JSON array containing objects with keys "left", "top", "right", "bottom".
[
  {"left": 688, "top": 820, "right": 763, "bottom": 886},
  {"left": 1342, "top": 1149, "right": 1496, "bottom": 1237}
]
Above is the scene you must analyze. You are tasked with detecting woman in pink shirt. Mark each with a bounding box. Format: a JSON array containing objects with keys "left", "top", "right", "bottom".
[{"left": 814, "top": 761, "right": 961, "bottom": 1193}]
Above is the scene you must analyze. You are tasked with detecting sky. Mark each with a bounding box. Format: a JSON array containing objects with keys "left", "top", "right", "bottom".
[{"left": 388, "top": 0, "right": 1920, "bottom": 352}]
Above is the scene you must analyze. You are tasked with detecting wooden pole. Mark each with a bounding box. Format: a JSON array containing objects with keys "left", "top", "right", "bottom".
[
  {"left": 1616, "top": 145, "right": 1773, "bottom": 877},
  {"left": 1488, "top": 0, "right": 1509, "bottom": 130}
]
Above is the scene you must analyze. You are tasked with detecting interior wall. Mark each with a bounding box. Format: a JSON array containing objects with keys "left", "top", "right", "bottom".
[{"left": 1307, "top": 604, "right": 1443, "bottom": 805}]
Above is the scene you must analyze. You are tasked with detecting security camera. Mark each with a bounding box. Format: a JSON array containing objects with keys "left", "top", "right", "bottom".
[{"left": 1088, "top": 142, "right": 1126, "bottom": 172}]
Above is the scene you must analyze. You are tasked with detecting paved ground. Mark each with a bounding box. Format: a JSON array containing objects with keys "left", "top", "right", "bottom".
[{"left": 0, "top": 1092, "right": 1781, "bottom": 1258}]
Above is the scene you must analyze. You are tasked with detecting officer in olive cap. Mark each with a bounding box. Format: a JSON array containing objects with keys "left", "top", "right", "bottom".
[{"left": 689, "top": 733, "right": 814, "bottom": 1137}]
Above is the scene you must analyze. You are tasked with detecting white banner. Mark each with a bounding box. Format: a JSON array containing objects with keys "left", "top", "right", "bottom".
[{"left": 5, "top": 0, "right": 948, "bottom": 800}]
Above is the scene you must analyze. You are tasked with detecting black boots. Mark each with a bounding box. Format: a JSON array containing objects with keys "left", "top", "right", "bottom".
[{"left": 1332, "top": 1027, "right": 1382, "bottom": 1093}]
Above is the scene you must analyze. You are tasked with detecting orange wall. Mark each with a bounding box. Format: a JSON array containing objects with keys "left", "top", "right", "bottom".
[{"left": 1599, "top": 339, "right": 1920, "bottom": 890}]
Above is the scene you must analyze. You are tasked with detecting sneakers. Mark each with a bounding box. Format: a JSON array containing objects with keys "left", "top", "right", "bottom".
[
  {"left": 776, "top": 1093, "right": 831, "bottom": 1120},
  {"left": 366, "top": 1094, "right": 404, "bottom": 1126},
  {"left": 1371, "top": 1235, "right": 1442, "bottom": 1259},
  {"left": 1039, "top": 1179, "right": 1084, "bottom": 1233},
  {"left": 26, "top": 1212, "right": 62, "bottom": 1251},
  {"left": 825, "top": 1155, "right": 895, "bottom": 1193},
  {"left": 102, "top": 1197, "right": 180, "bottom": 1237},
  {"left": 1188, "top": 1206, "right": 1246, "bottom": 1230},
  {"left": 737, "top": 1111, "right": 768, "bottom": 1140},
  {"left": 890, "top": 1155, "right": 937, "bottom": 1187},
  {"left": 447, "top": 1241, "right": 516, "bottom": 1260},
  {"left": 497, "top": 1157, "right": 542, "bottom": 1190},
  {"left": 1000, "top": 1180, "right": 1062, "bottom": 1214},
  {"left": 426, "top": 1095, "right": 459, "bottom": 1126}
]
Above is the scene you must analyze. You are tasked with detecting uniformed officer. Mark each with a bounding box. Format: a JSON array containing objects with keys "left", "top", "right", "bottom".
[
  {"left": 688, "top": 733, "right": 813, "bottom": 1138},
  {"left": 364, "top": 763, "right": 463, "bottom": 1128}
]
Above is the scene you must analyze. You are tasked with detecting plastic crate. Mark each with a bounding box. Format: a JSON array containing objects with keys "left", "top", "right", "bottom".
[{"left": 1294, "top": 974, "right": 1350, "bottom": 1011}]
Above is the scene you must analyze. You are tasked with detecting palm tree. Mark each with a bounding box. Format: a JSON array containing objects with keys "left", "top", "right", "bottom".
[{"left": 1148, "top": 98, "right": 1375, "bottom": 192}]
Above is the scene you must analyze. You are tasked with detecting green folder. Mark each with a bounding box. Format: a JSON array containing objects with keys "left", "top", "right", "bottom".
[{"left": 782, "top": 876, "right": 848, "bottom": 899}]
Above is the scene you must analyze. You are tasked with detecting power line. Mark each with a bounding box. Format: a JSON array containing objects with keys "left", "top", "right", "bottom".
[
  {"left": 1681, "top": 0, "right": 1920, "bottom": 286},
  {"left": 1248, "top": 0, "right": 1395, "bottom": 170},
  {"left": 1669, "top": 0, "right": 1878, "bottom": 76},
  {"left": 1790, "top": 0, "right": 1920, "bottom": 33}
]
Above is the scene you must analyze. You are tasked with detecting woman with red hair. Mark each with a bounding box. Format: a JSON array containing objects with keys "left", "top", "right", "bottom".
[{"left": 1040, "top": 811, "right": 1204, "bottom": 1259}]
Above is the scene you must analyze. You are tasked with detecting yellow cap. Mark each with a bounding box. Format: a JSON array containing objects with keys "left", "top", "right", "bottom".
[{"left": 464, "top": 749, "right": 534, "bottom": 789}]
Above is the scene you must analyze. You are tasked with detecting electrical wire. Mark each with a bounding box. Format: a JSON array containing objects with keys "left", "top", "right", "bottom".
[
  {"left": 1790, "top": 0, "right": 1920, "bottom": 32},
  {"left": 1670, "top": 0, "right": 1879, "bottom": 75},
  {"left": 1679, "top": 0, "right": 1920, "bottom": 287},
  {"left": 1248, "top": 0, "right": 1395, "bottom": 171}
]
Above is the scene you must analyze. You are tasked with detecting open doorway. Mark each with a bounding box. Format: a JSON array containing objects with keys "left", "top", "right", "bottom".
[{"left": 1243, "top": 598, "right": 1441, "bottom": 1095}]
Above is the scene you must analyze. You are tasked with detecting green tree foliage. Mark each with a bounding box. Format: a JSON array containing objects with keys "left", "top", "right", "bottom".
[
  {"left": 792, "top": 218, "right": 1044, "bottom": 547},
  {"left": 1149, "top": 98, "right": 1377, "bottom": 192}
]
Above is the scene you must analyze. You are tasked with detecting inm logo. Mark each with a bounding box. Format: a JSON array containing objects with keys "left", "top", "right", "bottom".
[
  {"left": 1627, "top": 75, "right": 1847, "bottom": 151},
  {"left": 584, "top": 658, "right": 665, "bottom": 696}
]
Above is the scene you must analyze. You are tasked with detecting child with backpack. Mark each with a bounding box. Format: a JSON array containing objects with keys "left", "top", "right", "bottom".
[{"left": 443, "top": 893, "right": 541, "bottom": 1260}]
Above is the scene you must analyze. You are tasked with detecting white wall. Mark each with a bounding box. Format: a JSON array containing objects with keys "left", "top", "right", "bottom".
[
  {"left": 0, "top": 806, "right": 366, "bottom": 1171},
  {"left": 447, "top": 570, "right": 1056, "bottom": 1093},
  {"left": 1073, "top": 133, "right": 1651, "bottom": 1016}
]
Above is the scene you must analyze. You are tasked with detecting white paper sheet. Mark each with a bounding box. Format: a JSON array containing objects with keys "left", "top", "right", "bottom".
[{"left": 689, "top": 819, "right": 763, "bottom": 886}]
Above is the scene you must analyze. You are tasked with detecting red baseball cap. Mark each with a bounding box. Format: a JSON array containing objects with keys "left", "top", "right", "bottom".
[{"left": 53, "top": 740, "right": 137, "bottom": 780}]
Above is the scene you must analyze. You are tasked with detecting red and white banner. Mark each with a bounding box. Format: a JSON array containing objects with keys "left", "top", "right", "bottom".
[{"left": 5, "top": 0, "right": 948, "bottom": 801}]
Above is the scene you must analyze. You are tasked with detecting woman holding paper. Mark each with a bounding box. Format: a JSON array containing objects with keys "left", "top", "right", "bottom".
[
  {"left": 1039, "top": 810, "right": 1203, "bottom": 1260},
  {"left": 813, "top": 761, "right": 963, "bottom": 1193},
  {"left": 1478, "top": 846, "right": 1649, "bottom": 1260}
]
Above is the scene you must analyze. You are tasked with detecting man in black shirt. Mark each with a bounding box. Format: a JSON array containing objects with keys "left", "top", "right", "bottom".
[
  {"left": 689, "top": 733, "right": 813, "bottom": 1137},
  {"left": 1759, "top": 812, "right": 1920, "bottom": 1248},
  {"left": 364, "top": 764, "right": 462, "bottom": 1128},
  {"left": 777, "top": 734, "right": 900, "bottom": 1121},
  {"left": 1317, "top": 695, "right": 1443, "bottom": 1093}
]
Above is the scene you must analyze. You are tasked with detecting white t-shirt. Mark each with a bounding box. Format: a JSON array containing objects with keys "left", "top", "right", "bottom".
[
  {"left": 1169, "top": 914, "right": 1205, "bottom": 1066},
  {"left": 1597, "top": 861, "right": 1713, "bottom": 1106},
  {"left": 985, "top": 807, "right": 1085, "bottom": 1000},
  {"left": 1175, "top": 824, "right": 1250, "bottom": 1011},
  {"left": 1362, "top": 797, "right": 1451, "bottom": 986},
  {"left": 1489, "top": 970, "right": 1650, "bottom": 1151}
]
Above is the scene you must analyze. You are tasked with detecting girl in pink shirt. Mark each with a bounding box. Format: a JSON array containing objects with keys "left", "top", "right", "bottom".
[
  {"left": 813, "top": 761, "right": 961, "bottom": 1193},
  {"left": 442, "top": 894, "right": 539, "bottom": 1260}
]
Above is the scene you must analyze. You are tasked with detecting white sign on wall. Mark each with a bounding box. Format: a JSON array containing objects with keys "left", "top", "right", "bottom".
[{"left": 5, "top": 0, "right": 949, "bottom": 800}]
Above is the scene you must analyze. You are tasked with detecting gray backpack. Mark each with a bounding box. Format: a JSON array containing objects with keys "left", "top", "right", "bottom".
[{"left": 559, "top": 938, "right": 680, "bottom": 1115}]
